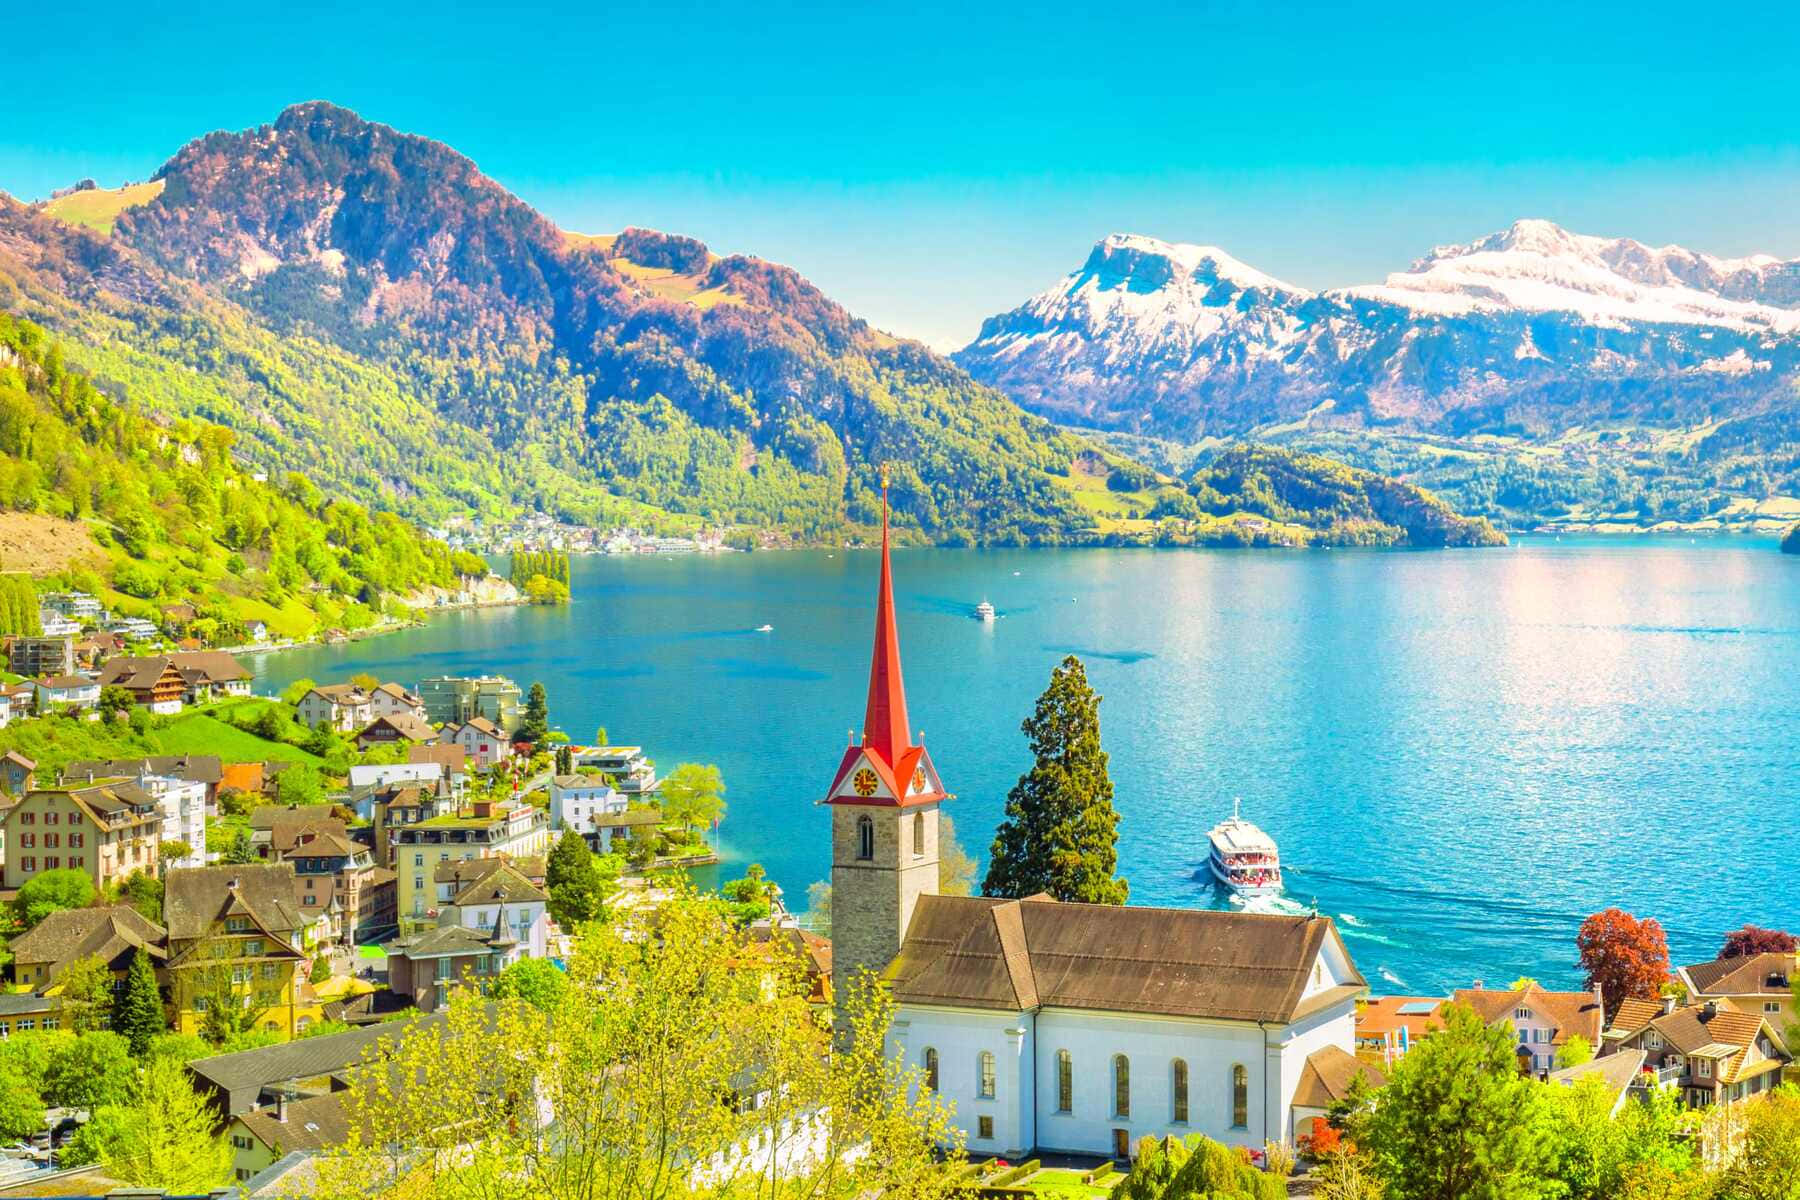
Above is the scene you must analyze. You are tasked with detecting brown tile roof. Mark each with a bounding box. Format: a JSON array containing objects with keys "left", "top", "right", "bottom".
[
  {"left": 1682, "top": 953, "right": 1795, "bottom": 997},
  {"left": 2, "top": 750, "right": 36, "bottom": 770},
  {"left": 1549, "top": 1048, "right": 1646, "bottom": 1106},
  {"left": 357, "top": 713, "right": 437, "bottom": 743},
  {"left": 235, "top": 1090, "right": 355, "bottom": 1154},
  {"left": 15, "top": 782, "right": 161, "bottom": 829},
  {"left": 886, "top": 895, "right": 1364, "bottom": 1023},
  {"left": 1453, "top": 984, "right": 1604, "bottom": 1049},
  {"left": 446, "top": 860, "right": 546, "bottom": 907},
  {"left": 164, "top": 863, "right": 305, "bottom": 946},
  {"left": 1609, "top": 997, "right": 1664, "bottom": 1036},
  {"left": 220, "top": 762, "right": 267, "bottom": 794},
  {"left": 36, "top": 674, "right": 93, "bottom": 689},
  {"left": 9, "top": 905, "right": 167, "bottom": 975},
  {"left": 169, "top": 650, "right": 250, "bottom": 683},
  {"left": 1292, "top": 1044, "right": 1385, "bottom": 1109},
  {"left": 1356, "top": 995, "right": 1445, "bottom": 1041},
  {"left": 432, "top": 854, "right": 546, "bottom": 887},
  {"left": 374, "top": 682, "right": 419, "bottom": 702},
  {"left": 64, "top": 755, "right": 224, "bottom": 787},
  {"left": 97, "top": 656, "right": 186, "bottom": 691},
  {"left": 453, "top": 716, "right": 504, "bottom": 738},
  {"left": 309, "top": 683, "right": 369, "bottom": 704},
  {"left": 407, "top": 744, "right": 467, "bottom": 772}
]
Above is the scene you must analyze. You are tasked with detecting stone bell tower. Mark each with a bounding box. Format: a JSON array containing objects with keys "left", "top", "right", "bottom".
[{"left": 822, "top": 469, "right": 950, "bottom": 1030}]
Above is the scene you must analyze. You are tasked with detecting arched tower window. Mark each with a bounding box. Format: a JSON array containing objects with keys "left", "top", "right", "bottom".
[
  {"left": 978, "top": 1051, "right": 996, "bottom": 1098},
  {"left": 1055, "top": 1049, "right": 1072, "bottom": 1112},
  {"left": 857, "top": 815, "right": 874, "bottom": 861},
  {"left": 913, "top": 811, "right": 925, "bottom": 857},
  {"left": 1172, "top": 1058, "right": 1188, "bottom": 1123},
  {"left": 1113, "top": 1054, "right": 1130, "bottom": 1118},
  {"left": 1231, "top": 1064, "right": 1248, "bottom": 1128},
  {"left": 923, "top": 1046, "right": 939, "bottom": 1091}
]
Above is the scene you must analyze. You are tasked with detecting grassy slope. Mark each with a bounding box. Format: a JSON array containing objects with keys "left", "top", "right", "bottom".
[
  {"left": 39, "top": 181, "right": 165, "bottom": 235},
  {"left": 154, "top": 708, "right": 325, "bottom": 766}
]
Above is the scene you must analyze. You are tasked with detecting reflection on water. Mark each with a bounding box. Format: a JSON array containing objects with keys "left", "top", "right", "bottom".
[{"left": 259, "top": 537, "right": 1800, "bottom": 992}]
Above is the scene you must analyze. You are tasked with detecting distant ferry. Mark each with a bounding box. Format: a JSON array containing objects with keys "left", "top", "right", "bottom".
[
  {"left": 755, "top": 624, "right": 774, "bottom": 633},
  {"left": 1207, "top": 801, "right": 1282, "bottom": 895},
  {"left": 973, "top": 600, "right": 996, "bottom": 622}
]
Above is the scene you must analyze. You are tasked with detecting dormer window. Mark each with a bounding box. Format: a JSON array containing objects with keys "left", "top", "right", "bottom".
[
  {"left": 1514, "top": 1007, "right": 1533, "bottom": 1020},
  {"left": 226, "top": 917, "right": 251, "bottom": 933}
]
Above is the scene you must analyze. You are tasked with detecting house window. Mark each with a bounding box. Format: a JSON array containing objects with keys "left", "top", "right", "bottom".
[
  {"left": 1056, "top": 1049, "right": 1072, "bottom": 1113},
  {"left": 978, "top": 1051, "right": 996, "bottom": 1099},
  {"left": 978, "top": 1115, "right": 994, "bottom": 1140},
  {"left": 856, "top": 816, "right": 874, "bottom": 862},
  {"left": 923, "top": 1047, "right": 939, "bottom": 1091},
  {"left": 1112, "top": 1054, "right": 1129, "bottom": 1118},
  {"left": 44, "top": 833, "right": 58, "bottom": 848},
  {"left": 45, "top": 857, "right": 58, "bottom": 870},
  {"left": 913, "top": 812, "right": 924, "bottom": 857},
  {"left": 1697, "top": 1059, "right": 1712, "bottom": 1079},
  {"left": 1766, "top": 1002, "right": 1782, "bottom": 1015},
  {"left": 1515, "top": 1007, "right": 1533, "bottom": 1020},
  {"left": 1172, "top": 1058, "right": 1188, "bottom": 1123},
  {"left": 245, "top": 939, "right": 264, "bottom": 956},
  {"left": 1231, "top": 1064, "right": 1248, "bottom": 1129},
  {"left": 19, "top": 857, "right": 33, "bottom": 872},
  {"left": 227, "top": 917, "right": 250, "bottom": 933},
  {"left": 68, "top": 834, "right": 82, "bottom": 848}
]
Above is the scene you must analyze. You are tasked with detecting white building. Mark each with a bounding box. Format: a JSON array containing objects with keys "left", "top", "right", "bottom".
[
  {"left": 296, "top": 684, "right": 372, "bottom": 732},
  {"left": 436, "top": 858, "right": 551, "bottom": 962},
  {"left": 445, "top": 717, "right": 511, "bottom": 768},
  {"left": 82, "top": 761, "right": 209, "bottom": 869},
  {"left": 33, "top": 675, "right": 99, "bottom": 712},
  {"left": 368, "top": 682, "right": 426, "bottom": 720},
  {"left": 885, "top": 897, "right": 1371, "bottom": 1158}
]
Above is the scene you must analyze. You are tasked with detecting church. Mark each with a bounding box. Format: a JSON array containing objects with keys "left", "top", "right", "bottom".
[{"left": 822, "top": 479, "right": 1375, "bottom": 1160}]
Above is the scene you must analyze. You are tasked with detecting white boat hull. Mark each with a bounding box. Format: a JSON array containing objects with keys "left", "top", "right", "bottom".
[{"left": 1209, "top": 855, "right": 1282, "bottom": 895}]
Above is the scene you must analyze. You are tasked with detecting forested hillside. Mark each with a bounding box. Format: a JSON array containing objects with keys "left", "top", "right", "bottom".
[{"left": 0, "top": 311, "right": 472, "bottom": 639}]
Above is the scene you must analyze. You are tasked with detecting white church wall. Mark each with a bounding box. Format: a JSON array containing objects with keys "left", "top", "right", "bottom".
[
  {"left": 1272, "top": 1001, "right": 1358, "bottom": 1142},
  {"left": 1033, "top": 1009, "right": 1273, "bottom": 1155},
  {"left": 893, "top": 1006, "right": 1033, "bottom": 1157}
]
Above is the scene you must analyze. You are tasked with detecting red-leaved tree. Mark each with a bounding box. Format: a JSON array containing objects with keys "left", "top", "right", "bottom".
[
  {"left": 1577, "top": 908, "right": 1670, "bottom": 1021},
  {"left": 1719, "top": 925, "right": 1798, "bottom": 960}
]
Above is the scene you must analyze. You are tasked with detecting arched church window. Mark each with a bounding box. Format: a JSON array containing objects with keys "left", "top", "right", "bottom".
[
  {"left": 1056, "top": 1049, "right": 1072, "bottom": 1112},
  {"left": 923, "top": 1046, "right": 939, "bottom": 1091},
  {"left": 913, "top": 811, "right": 924, "bottom": 857},
  {"left": 978, "top": 1050, "right": 996, "bottom": 1098},
  {"left": 1172, "top": 1058, "right": 1188, "bottom": 1123},
  {"left": 1113, "top": 1054, "right": 1130, "bottom": 1118},
  {"left": 1231, "top": 1064, "right": 1248, "bottom": 1128},
  {"left": 857, "top": 815, "right": 874, "bottom": 861}
]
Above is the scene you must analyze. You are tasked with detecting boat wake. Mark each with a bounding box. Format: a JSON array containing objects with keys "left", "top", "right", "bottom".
[
  {"left": 1378, "top": 966, "right": 1407, "bottom": 988},
  {"left": 1228, "top": 892, "right": 1311, "bottom": 918},
  {"left": 1338, "top": 912, "right": 1366, "bottom": 927}
]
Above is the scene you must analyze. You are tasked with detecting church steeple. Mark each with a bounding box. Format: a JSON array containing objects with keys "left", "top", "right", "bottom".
[
  {"left": 823, "top": 467, "right": 948, "bottom": 808},
  {"left": 862, "top": 468, "right": 911, "bottom": 767}
]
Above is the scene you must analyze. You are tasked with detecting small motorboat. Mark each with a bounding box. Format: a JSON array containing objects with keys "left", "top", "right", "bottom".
[
  {"left": 973, "top": 600, "right": 996, "bottom": 622},
  {"left": 755, "top": 624, "right": 774, "bottom": 633}
]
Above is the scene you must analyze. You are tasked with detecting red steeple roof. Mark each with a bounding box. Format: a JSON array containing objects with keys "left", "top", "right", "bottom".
[
  {"left": 822, "top": 469, "right": 949, "bottom": 808},
  {"left": 862, "top": 476, "right": 911, "bottom": 767}
]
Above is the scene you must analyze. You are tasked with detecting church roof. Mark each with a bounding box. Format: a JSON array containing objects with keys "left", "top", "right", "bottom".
[
  {"left": 824, "top": 474, "right": 948, "bottom": 809},
  {"left": 886, "top": 894, "right": 1364, "bottom": 1024}
]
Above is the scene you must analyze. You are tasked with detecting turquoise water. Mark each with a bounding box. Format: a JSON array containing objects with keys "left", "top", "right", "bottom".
[{"left": 257, "top": 539, "right": 1800, "bottom": 994}]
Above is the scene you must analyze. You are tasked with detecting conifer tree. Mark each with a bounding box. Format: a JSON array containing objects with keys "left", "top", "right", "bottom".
[
  {"left": 546, "top": 830, "right": 603, "bottom": 927},
  {"left": 519, "top": 681, "right": 550, "bottom": 743},
  {"left": 115, "top": 947, "right": 165, "bottom": 1058},
  {"left": 982, "top": 655, "right": 1128, "bottom": 904}
]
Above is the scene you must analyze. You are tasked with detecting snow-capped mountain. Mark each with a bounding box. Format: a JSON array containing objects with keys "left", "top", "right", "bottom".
[{"left": 957, "top": 221, "right": 1800, "bottom": 439}]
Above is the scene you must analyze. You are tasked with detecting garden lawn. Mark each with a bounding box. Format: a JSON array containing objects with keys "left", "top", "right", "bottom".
[
  {"left": 1022, "top": 1168, "right": 1117, "bottom": 1200},
  {"left": 154, "top": 708, "right": 325, "bottom": 766}
]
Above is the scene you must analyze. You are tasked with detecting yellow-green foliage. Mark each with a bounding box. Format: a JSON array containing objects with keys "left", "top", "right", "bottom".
[
  {"left": 0, "top": 312, "right": 460, "bottom": 639},
  {"left": 39, "top": 181, "right": 165, "bottom": 235}
]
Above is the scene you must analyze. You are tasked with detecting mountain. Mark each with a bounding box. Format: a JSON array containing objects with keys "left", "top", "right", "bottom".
[
  {"left": 2, "top": 103, "right": 1104, "bottom": 545},
  {"left": 0, "top": 310, "right": 472, "bottom": 641},
  {"left": 958, "top": 223, "right": 1800, "bottom": 529}
]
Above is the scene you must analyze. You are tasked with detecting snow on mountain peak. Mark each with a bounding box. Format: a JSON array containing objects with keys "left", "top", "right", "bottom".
[{"left": 1086, "top": 232, "right": 1307, "bottom": 298}]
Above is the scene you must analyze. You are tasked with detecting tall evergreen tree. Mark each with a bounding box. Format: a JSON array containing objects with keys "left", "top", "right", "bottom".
[
  {"left": 982, "top": 655, "right": 1128, "bottom": 904},
  {"left": 546, "top": 830, "right": 602, "bottom": 927},
  {"left": 519, "top": 681, "right": 550, "bottom": 743},
  {"left": 115, "top": 947, "right": 165, "bottom": 1058}
]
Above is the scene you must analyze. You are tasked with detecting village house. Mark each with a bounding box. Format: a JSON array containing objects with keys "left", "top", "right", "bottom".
[
  {"left": 1, "top": 750, "right": 36, "bottom": 795},
  {"left": 9, "top": 635, "right": 74, "bottom": 678},
  {"left": 435, "top": 857, "right": 551, "bottom": 957},
  {"left": 227, "top": 1090, "right": 354, "bottom": 1183},
  {"left": 382, "top": 858, "right": 552, "bottom": 1003},
  {"left": 390, "top": 797, "right": 549, "bottom": 924},
  {"left": 419, "top": 674, "right": 523, "bottom": 733},
  {"left": 34, "top": 673, "right": 99, "bottom": 712},
  {"left": 1452, "top": 982, "right": 1606, "bottom": 1075},
  {"left": 1678, "top": 952, "right": 1797, "bottom": 1029},
  {"left": 1353, "top": 995, "right": 1445, "bottom": 1066},
  {"left": 1, "top": 781, "right": 163, "bottom": 893},
  {"left": 105, "top": 615, "right": 159, "bottom": 642},
  {"left": 443, "top": 716, "right": 512, "bottom": 768},
  {"left": 1548, "top": 1048, "right": 1648, "bottom": 1117},
  {"left": 572, "top": 745, "right": 659, "bottom": 794},
  {"left": 824, "top": 491, "right": 1373, "bottom": 1161},
  {"left": 548, "top": 774, "right": 661, "bottom": 852},
  {"left": 432, "top": 853, "right": 547, "bottom": 902},
  {"left": 407, "top": 742, "right": 469, "bottom": 782},
  {"left": 369, "top": 780, "right": 455, "bottom": 866},
  {"left": 354, "top": 711, "right": 438, "bottom": 751},
  {"left": 0, "top": 689, "right": 12, "bottom": 729},
  {"left": 8, "top": 904, "right": 168, "bottom": 994},
  {"left": 296, "top": 684, "right": 373, "bottom": 732},
  {"left": 244, "top": 619, "right": 271, "bottom": 644},
  {"left": 263, "top": 816, "right": 393, "bottom": 945},
  {"left": 98, "top": 655, "right": 190, "bottom": 713},
  {"left": 368, "top": 681, "right": 426, "bottom": 720},
  {"left": 1606, "top": 997, "right": 1791, "bottom": 1108},
  {"left": 0, "top": 993, "right": 63, "bottom": 1037},
  {"left": 189, "top": 1013, "right": 450, "bottom": 1119},
  {"left": 169, "top": 650, "right": 254, "bottom": 701},
  {"left": 164, "top": 864, "right": 310, "bottom": 1038},
  {"left": 63, "top": 758, "right": 210, "bottom": 869},
  {"left": 73, "top": 631, "right": 122, "bottom": 668}
]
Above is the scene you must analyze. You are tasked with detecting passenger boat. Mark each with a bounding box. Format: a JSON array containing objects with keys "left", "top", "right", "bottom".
[
  {"left": 973, "top": 600, "right": 996, "bottom": 621},
  {"left": 1207, "top": 800, "right": 1282, "bottom": 895}
]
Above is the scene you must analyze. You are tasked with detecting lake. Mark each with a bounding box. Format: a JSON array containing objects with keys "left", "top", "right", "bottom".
[{"left": 255, "top": 538, "right": 1800, "bottom": 995}]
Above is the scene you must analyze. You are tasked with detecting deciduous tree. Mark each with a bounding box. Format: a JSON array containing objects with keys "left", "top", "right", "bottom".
[
  {"left": 983, "top": 655, "right": 1128, "bottom": 904},
  {"left": 1719, "top": 924, "right": 1797, "bottom": 959},
  {"left": 1577, "top": 909, "right": 1670, "bottom": 1022},
  {"left": 659, "top": 762, "right": 726, "bottom": 833},
  {"left": 57, "top": 954, "right": 115, "bottom": 1034},
  {"left": 1362, "top": 1002, "right": 1555, "bottom": 1200},
  {"left": 78, "top": 1057, "right": 231, "bottom": 1192},
  {"left": 12, "top": 867, "right": 96, "bottom": 928}
]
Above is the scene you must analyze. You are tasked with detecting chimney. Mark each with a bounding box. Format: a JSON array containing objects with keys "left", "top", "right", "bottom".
[
  {"left": 1663, "top": 993, "right": 1677, "bottom": 1015},
  {"left": 274, "top": 1091, "right": 289, "bottom": 1122},
  {"left": 1472, "top": 978, "right": 1484, "bottom": 991},
  {"left": 1702, "top": 1001, "right": 1718, "bottom": 1022}
]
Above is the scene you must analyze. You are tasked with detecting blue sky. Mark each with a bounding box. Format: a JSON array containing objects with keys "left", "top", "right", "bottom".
[{"left": 7, "top": 0, "right": 1800, "bottom": 348}]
